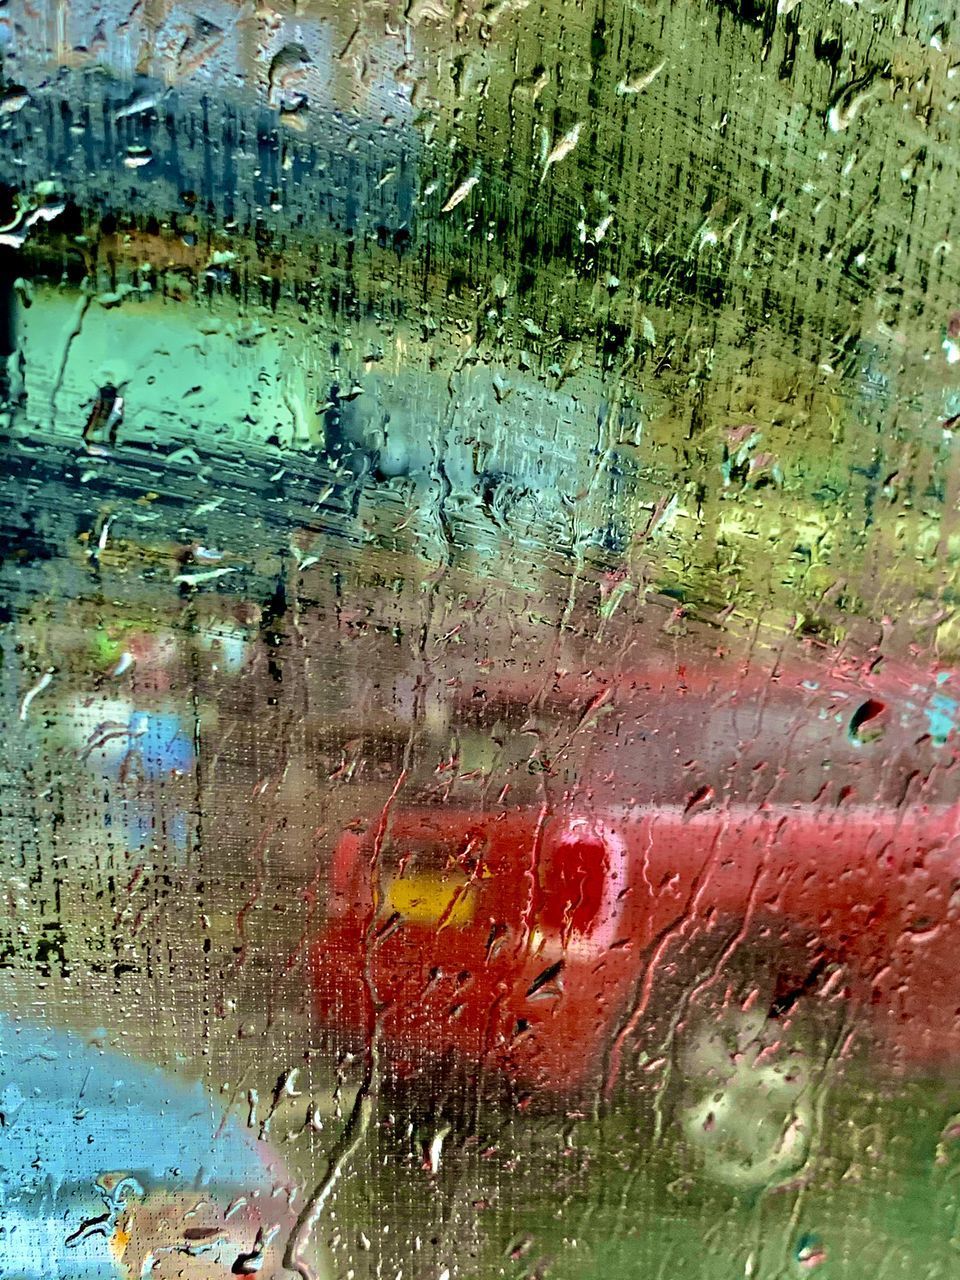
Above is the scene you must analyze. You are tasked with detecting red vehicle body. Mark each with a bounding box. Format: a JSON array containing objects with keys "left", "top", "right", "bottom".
[{"left": 313, "top": 652, "right": 960, "bottom": 1162}]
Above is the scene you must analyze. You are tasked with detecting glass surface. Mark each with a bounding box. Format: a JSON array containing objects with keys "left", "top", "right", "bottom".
[{"left": 2, "top": 2, "right": 960, "bottom": 1277}]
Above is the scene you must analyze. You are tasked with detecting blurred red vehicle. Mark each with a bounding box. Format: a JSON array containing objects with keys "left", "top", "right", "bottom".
[{"left": 312, "top": 652, "right": 960, "bottom": 1186}]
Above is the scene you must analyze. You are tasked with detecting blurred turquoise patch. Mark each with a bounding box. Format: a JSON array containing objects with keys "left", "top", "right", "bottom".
[{"left": 926, "top": 693, "right": 958, "bottom": 746}]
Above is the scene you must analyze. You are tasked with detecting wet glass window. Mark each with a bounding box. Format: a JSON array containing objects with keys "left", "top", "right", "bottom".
[{"left": 3, "top": 2, "right": 960, "bottom": 1279}]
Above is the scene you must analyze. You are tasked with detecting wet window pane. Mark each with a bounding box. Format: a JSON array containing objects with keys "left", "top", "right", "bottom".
[{"left": 3, "top": 2, "right": 960, "bottom": 1278}]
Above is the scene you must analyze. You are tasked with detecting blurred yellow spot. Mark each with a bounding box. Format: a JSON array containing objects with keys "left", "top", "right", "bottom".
[
  {"left": 385, "top": 874, "right": 475, "bottom": 926},
  {"left": 110, "top": 1222, "right": 131, "bottom": 1262}
]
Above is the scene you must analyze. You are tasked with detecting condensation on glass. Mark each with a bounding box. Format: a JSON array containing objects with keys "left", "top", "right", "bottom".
[{"left": 1, "top": 2, "right": 960, "bottom": 1278}]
